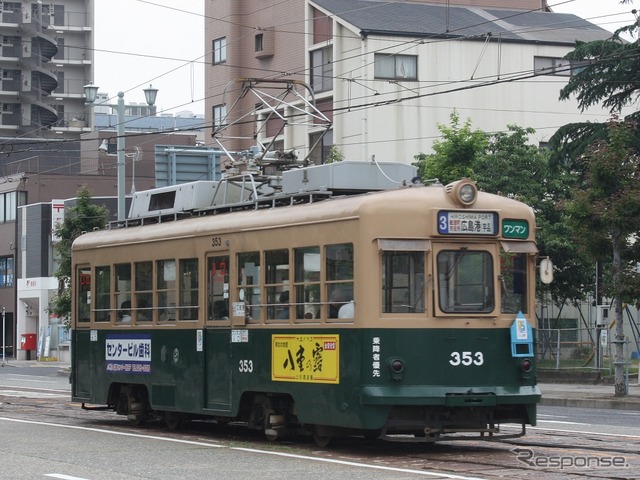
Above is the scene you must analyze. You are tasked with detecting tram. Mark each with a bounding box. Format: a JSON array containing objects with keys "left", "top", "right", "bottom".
[{"left": 71, "top": 160, "right": 544, "bottom": 444}]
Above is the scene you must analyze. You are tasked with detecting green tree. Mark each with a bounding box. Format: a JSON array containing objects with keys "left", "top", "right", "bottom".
[
  {"left": 50, "top": 186, "right": 108, "bottom": 327},
  {"left": 550, "top": 0, "right": 639, "bottom": 166},
  {"left": 413, "top": 111, "right": 487, "bottom": 185},
  {"left": 564, "top": 119, "right": 640, "bottom": 397},
  {"left": 474, "top": 125, "right": 594, "bottom": 305}
]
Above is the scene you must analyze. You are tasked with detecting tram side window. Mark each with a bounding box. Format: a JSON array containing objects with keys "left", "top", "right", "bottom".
[
  {"left": 208, "top": 255, "right": 229, "bottom": 320},
  {"left": 238, "top": 252, "right": 261, "bottom": 322},
  {"left": 115, "top": 263, "right": 132, "bottom": 322},
  {"left": 265, "top": 249, "right": 290, "bottom": 321},
  {"left": 326, "top": 243, "right": 354, "bottom": 319},
  {"left": 135, "top": 261, "right": 153, "bottom": 321},
  {"left": 179, "top": 259, "right": 199, "bottom": 320},
  {"left": 76, "top": 267, "right": 91, "bottom": 323},
  {"left": 381, "top": 251, "right": 425, "bottom": 313},
  {"left": 500, "top": 252, "right": 528, "bottom": 314},
  {"left": 294, "top": 246, "right": 320, "bottom": 320},
  {"left": 95, "top": 266, "right": 111, "bottom": 322},
  {"left": 437, "top": 250, "right": 494, "bottom": 313},
  {"left": 157, "top": 259, "right": 176, "bottom": 321}
]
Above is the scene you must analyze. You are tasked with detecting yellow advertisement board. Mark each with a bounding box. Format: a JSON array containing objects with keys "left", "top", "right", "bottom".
[{"left": 272, "top": 334, "right": 339, "bottom": 384}]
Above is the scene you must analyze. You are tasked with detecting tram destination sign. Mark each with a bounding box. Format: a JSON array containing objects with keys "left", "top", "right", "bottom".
[{"left": 437, "top": 211, "right": 498, "bottom": 235}]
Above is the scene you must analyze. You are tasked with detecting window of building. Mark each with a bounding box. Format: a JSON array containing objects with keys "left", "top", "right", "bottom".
[
  {"left": 0, "top": 191, "right": 26, "bottom": 223},
  {"left": 381, "top": 251, "right": 425, "bottom": 313},
  {"left": 265, "top": 249, "right": 290, "bottom": 321},
  {"left": 208, "top": 255, "right": 229, "bottom": 320},
  {"left": 238, "top": 252, "right": 261, "bottom": 322},
  {"left": 0, "top": 256, "right": 14, "bottom": 288},
  {"left": 310, "top": 46, "right": 333, "bottom": 93},
  {"left": 213, "top": 37, "right": 227, "bottom": 64},
  {"left": 179, "top": 259, "right": 198, "bottom": 320},
  {"left": 437, "top": 250, "right": 493, "bottom": 313},
  {"left": 157, "top": 259, "right": 176, "bottom": 321},
  {"left": 533, "top": 56, "right": 584, "bottom": 76},
  {"left": 95, "top": 266, "right": 111, "bottom": 322},
  {"left": 213, "top": 104, "right": 227, "bottom": 130},
  {"left": 374, "top": 53, "right": 418, "bottom": 81},
  {"left": 309, "top": 129, "right": 333, "bottom": 165},
  {"left": 255, "top": 33, "right": 264, "bottom": 52},
  {"left": 294, "top": 246, "right": 320, "bottom": 320}
]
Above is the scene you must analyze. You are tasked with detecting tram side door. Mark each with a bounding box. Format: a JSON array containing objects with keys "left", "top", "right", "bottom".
[{"left": 204, "top": 253, "right": 233, "bottom": 412}]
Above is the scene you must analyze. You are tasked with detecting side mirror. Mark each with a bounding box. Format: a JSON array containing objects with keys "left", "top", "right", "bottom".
[{"left": 539, "top": 257, "right": 554, "bottom": 284}]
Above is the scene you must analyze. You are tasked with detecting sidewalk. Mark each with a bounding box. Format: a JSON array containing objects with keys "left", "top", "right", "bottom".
[
  {"left": 3, "top": 359, "right": 640, "bottom": 411},
  {"left": 539, "top": 381, "right": 640, "bottom": 411}
]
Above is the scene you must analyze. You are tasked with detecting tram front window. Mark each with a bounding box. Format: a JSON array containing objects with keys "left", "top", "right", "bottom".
[{"left": 437, "top": 250, "right": 494, "bottom": 313}]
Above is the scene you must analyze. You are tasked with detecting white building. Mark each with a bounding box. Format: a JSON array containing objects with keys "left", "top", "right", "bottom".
[{"left": 204, "top": 1, "right": 619, "bottom": 162}]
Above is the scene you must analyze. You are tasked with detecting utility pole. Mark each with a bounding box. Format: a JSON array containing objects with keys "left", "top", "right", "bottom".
[{"left": 1, "top": 305, "right": 6, "bottom": 366}]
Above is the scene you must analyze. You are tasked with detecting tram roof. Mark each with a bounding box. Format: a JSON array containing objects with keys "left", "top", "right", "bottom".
[{"left": 72, "top": 183, "right": 535, "bottom": 251}]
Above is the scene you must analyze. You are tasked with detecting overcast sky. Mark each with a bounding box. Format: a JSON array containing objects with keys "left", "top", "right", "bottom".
[{"left": 92, "top": 1, "right": 637, "bottom": 117}]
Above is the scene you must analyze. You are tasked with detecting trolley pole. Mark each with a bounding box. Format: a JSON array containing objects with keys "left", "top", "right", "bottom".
[{"left": 2, "top": 305, "right": 5, "bottom": 366}]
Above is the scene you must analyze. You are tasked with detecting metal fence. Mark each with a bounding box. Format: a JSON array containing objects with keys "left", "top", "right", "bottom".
[{"left": 537, "top": 326, "right": 639, "bottom": 375}]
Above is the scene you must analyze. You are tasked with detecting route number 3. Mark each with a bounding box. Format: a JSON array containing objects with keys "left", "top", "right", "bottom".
[
  {"left": 449, "top": 351, "right": 484, "bottom": 366},
  {"left": 239, "top": 359, "right": 254, "bottom": 372}
]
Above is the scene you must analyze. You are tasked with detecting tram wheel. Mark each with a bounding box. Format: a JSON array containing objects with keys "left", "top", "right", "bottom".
[
  {"left": 127, "top": 414, "right": 147, "bottom": 427},
  {"left": 313, "top": 434, "right": 333, "bottom": 447},
  {"left": 164, "top": 412, "right": 183, "bottom": 430},
  {"left": 249, "top": 395, "right": 274, "bottom": 435}
]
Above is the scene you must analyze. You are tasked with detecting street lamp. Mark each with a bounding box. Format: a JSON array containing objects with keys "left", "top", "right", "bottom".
[{"left": 83, "top": 84, "right": 159, "bottom": 222}]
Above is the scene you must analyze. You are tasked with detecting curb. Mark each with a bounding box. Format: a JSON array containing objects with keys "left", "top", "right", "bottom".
[{"left": 540, "top": 396, "right": 640, "bottom": 411}]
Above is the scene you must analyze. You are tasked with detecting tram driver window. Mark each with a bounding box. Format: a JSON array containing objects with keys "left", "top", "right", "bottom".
[
  {"left": 500, "top": 251, "right": 528, "bottom": 314},
  {"left": 381, "top": 251, "right": 425, "bottom": 313}
]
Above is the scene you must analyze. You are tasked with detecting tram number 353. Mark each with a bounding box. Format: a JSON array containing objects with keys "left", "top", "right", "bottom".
[
  {"left": 239, "top": 359, "right": 254, "bottom": 372},
  {"left": 449, "top": 351, "right": 484, "bottom": 366}
]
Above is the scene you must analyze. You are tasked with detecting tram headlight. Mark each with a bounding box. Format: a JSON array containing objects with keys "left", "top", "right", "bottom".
[
  {"left": 387, "top": 357, "right": 405, "bottom": 381},
  {"left": 520, "top": 358, "right": 533, "bottom": 373},
  {"left": 445, "top": 179, "right": 478, "bottom": 207}
]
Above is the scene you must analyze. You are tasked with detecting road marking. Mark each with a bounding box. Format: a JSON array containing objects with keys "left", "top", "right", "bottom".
[
  {"left": 45, "top": 475, "right": 89, "bottom": 480},
  {"left": 530, "top": 426, "right": 640, "bottom": 438},
  {"left": 537, "top": 420, "right": 590, "bottom": 426},
  {"left": 0, "top": 390, "right": 69, "bottom": 399},
  {"left": 0, "top": 416, "right": 487, "bottom": 480}
]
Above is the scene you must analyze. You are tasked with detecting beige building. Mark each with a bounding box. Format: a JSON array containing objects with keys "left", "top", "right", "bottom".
[{"left": 204, "top": 0, "right": 615, "bottom": 163}]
